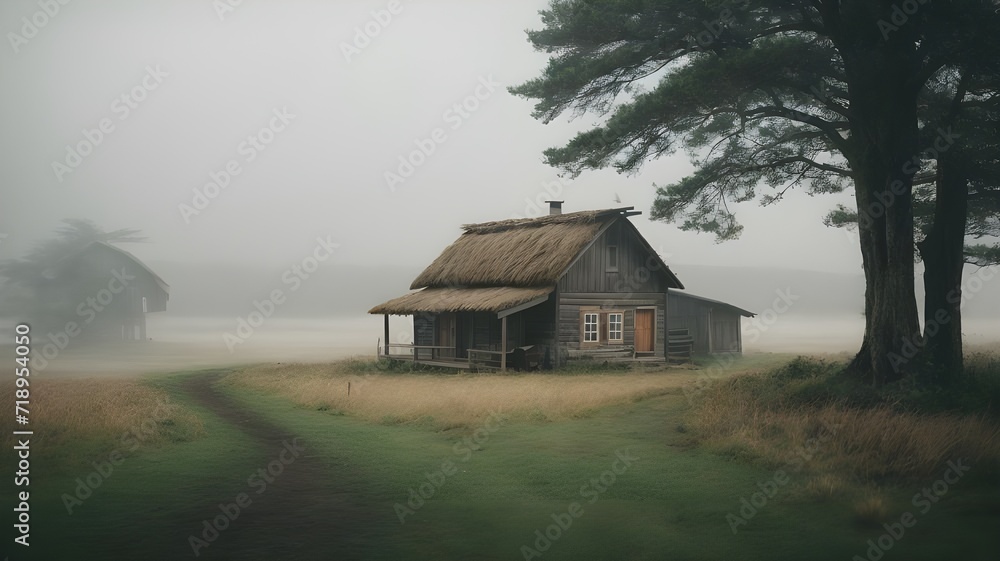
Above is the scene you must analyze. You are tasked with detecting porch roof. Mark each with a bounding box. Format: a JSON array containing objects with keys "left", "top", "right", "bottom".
[{"left": 368, "top": 286, "right": 553, "bottom": 316}]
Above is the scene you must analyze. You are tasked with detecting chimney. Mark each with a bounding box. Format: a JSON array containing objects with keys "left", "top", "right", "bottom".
[{"left": 545, "top": 200, "right": 563, "bottom": 215}]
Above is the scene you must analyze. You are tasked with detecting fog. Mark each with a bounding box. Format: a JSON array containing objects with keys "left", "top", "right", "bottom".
[{"left": 1, "top": 0, "right": 998, "bottom": 377}]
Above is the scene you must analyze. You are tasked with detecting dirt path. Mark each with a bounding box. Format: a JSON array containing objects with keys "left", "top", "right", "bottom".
[{"left": 175, "top": 370, "right": 376, "bottom": 561}]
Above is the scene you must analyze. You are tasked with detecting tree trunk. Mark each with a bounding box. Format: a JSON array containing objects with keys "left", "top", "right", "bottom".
[
  {"left": 846, "top": 152, "right": 922, "bottom": 384},
  {"left": 847, "top": 179, "right": 878, "bottom": 384},
  {"left": 840, "top": 35, "right": 922, "bottom": 385},
  {"left": 850, "top": 163, "right": 921, "bottom": 384},
  {"left": 916, "top": 156, "right": 968, "bottom": 384}
]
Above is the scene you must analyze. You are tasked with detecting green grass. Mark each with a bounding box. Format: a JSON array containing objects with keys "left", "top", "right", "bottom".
[
  {"left": 10, "top": 361, "right": 1000, "bottom": 560},
  {"left": 212, "top": 378, "right": 999, "bottom": 560},
  {"left": 12, "top": 370, "right": 261, "bottom": 559}
]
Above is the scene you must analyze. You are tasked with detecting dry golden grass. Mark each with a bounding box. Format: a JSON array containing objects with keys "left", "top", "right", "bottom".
[
  {"left": 220, "top": 361, "right": 695, "bottom": 427},
  {"left": 691, "top": 374, "right": 1000, "bottom": 482},
  {"left": 0, "top": 378, "right": 204, "bottom": 462}
]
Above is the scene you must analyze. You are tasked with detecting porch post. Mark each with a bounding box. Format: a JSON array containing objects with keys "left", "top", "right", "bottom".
[
  {"left": 553, "top": 288, "right": 561, "bottom": 368},
  {"left": 383, "top": 314, "right": 390, "bottom": 356},
  {"left": 500, "top": 315, "right": 507, "bottom": 372}
]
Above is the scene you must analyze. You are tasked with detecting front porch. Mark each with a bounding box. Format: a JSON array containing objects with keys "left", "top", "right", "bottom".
[
  {"left": 379, "top": 307, "right": 549, "bottom": 372},
  {"left": 370, "top": 286, "right": 558, "bottom": 372}
]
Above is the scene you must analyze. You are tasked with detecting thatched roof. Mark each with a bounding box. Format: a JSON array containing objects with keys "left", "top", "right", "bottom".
[
  {"left": 368, "top": 286, "right": 553, "bottom": 315},
  {"left": 370, "top": 207, "right": 684, "bottom": 316},
  {"left": 409, "top": 209, "right": 621, "bottom": 289}
]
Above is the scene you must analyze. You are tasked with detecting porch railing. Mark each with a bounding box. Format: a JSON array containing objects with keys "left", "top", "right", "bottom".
[
  {"left": 467, "top": 349, "right": 507, "bottom": 370},
  {"left": 385, "top": 344, "right": 531, "bottom": 371},
  {"left": 385, "top": 343, "right": 458, "bottom": 362}
]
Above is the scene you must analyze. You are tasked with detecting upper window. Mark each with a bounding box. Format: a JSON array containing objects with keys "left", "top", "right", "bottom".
[
  {"left": 583, "top": 313, "right": 599, "bottom": 342},
  {"left": 608, "top": 313, "right": 623, "bottom": 342},
  {"left": 607, "top": 245, "right": 618, "bottom": 271}
]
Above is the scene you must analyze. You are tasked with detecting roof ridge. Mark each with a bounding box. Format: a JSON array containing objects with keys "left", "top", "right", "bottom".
[{"left": 462, "top": 207, "right": 634, "bottom": 234}]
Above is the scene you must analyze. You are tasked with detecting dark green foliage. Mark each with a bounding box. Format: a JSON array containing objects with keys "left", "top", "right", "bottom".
[
  {"left": 513, "top": 0, "right": 1000, "bottom": 242},
  {"left": 714, "top": 354, "right": 1000, "bottom": 417}
]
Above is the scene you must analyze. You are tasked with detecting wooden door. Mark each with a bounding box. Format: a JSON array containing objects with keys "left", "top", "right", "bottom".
[
  {"left": 634, "top": 309, "right": 654, "bottom": 353},
  {"left": 436, "top": 313, "right": 455, "bottom": 358}
]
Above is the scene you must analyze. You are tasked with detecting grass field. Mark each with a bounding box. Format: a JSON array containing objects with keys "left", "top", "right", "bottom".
[{"left": 6, "top": 353, "right": 999, "bottom": 560}]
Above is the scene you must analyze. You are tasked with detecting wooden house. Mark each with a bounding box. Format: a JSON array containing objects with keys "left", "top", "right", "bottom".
[
  {"left": 372, "top": 203, "right": 749, "bottom": 369},
  {"left": 41, "top": 241, "right": 169, "bottom": 341}
]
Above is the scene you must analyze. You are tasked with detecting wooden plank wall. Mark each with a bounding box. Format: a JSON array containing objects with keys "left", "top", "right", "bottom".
[
  {"left": 667, "top": 293, "right": 744, "bottom": 354},
  {"left": 559, "top": 219, "right": 667, "bottom": 294},
  {"left": 711, "top": 309, "right": 742, "bottom": 353},
  {"left": 467, "top": 311, "right": 524, "bottom": 352},
  {"left": 521, "top": 294, "right": 557, "bottom": 358},
  {"left": 413, "top": 313, "right": 435, "bottom": 347},
  {"left": 555, "top": 216, "right": 674, "bottom": 358},
  {"left": 557, "top": 292, "right": 666, "bottom": 354},
  {"left": 666, "top": 294, "right": 711, "bottom": 354}
]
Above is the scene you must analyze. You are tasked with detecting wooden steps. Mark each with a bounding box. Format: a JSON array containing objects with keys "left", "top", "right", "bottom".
[{"left": 667, "top": 328, "right": 694, "bottom": 364}]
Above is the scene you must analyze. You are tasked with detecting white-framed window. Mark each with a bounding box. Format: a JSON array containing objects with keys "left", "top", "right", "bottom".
[
  {"left": 608, "top": 312, "right": 623, "bottom": 342},
  {"left": 607, "top": 245, "right": 618, "bottom": 271},
  {"left": 583, "top": 313, "right": 599, "bottom": 342}
]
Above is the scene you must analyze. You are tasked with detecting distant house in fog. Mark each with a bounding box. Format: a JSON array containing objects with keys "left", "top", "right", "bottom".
[
  {"left": 41, "top": 242, "right": 169, "bottom": 341},
  {"left": 369, "top": 203, "right": 753, "bottom": 370}
]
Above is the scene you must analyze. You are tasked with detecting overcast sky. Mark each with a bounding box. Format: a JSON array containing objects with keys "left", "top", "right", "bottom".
[{"left": 0, "top": 0, "right": 863, "bottom": 275}]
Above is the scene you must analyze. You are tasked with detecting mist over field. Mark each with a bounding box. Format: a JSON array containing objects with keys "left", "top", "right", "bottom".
[{"left": 3, "top": 256, "right": 996, "bottom": 378}]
